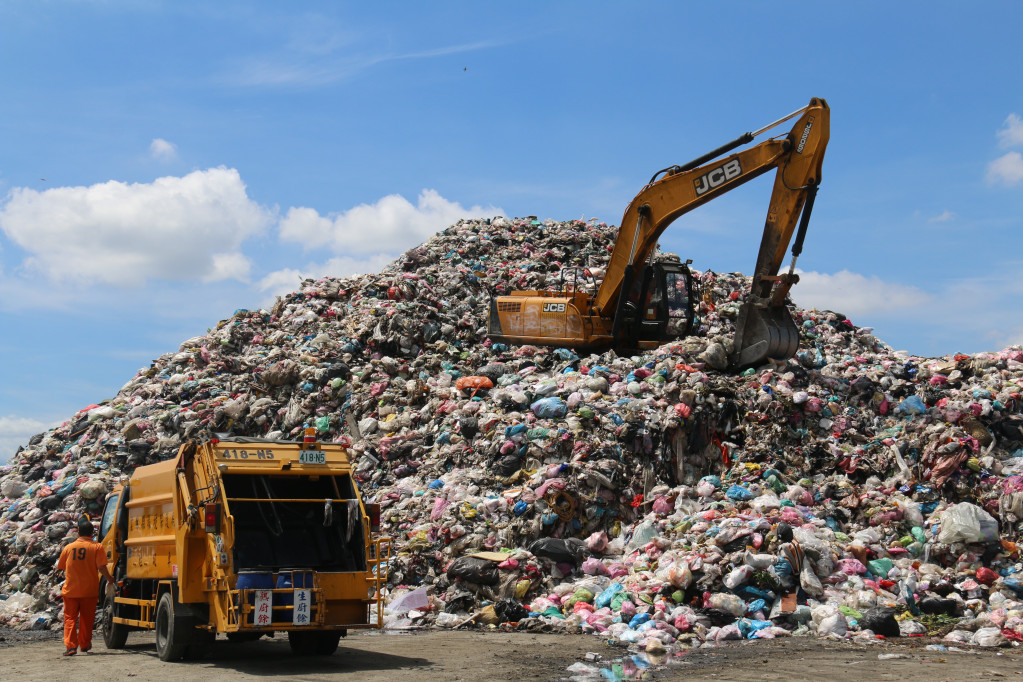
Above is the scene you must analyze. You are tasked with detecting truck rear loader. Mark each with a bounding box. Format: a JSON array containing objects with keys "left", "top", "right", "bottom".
[{"left": 98, "top": 436, "right": 389, "bottom": 661}]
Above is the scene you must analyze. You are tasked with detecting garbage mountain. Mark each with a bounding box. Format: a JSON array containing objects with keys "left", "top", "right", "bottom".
[{"left": 3, "top": 217, "right": 1023, "bottom": 651}]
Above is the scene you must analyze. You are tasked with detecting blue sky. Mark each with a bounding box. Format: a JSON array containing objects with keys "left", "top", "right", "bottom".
[{"left": 2, "top": 1, "right": 1022, "bottom": 461}]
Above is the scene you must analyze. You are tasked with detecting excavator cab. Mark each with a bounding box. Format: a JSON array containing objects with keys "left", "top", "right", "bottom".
[{"left": 617, "top": 261, "right": 696, "bottom": 348}]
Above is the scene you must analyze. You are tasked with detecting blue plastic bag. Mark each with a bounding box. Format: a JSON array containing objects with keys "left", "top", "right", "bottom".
[
  {"left": 775, "top": 558, "right": 793, "bottom": 578},
  {"left": 595, "top": 583, "right": 624, "bottom": 609},
  {"left": 726, "top": 485, "right": 753, "bottom": 501},
  {"left": 737, "top": 618, "right": 772, "bottom": 638},
  {"left": 1002, "top": 578, "right": 1023, "bottom": 597},
  {"left": 896, "top": 395, "right": 927, "bottom": 415},
  {"left": 504, "top": 423, "right": 528, "bottom": 438},
  {"left": 530, "top": 397, "right": 568, "bottom": 419},
  {"left": 628, "top": 613, "right": 651, "bottom": 629}
]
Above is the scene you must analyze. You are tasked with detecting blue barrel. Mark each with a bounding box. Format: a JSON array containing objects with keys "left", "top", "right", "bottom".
[
  {"left": 236, "top": 571, "right": 273, "bottom": 605},
  {"left": 275, "top": 569, "right": 314, "bottom": 606}
]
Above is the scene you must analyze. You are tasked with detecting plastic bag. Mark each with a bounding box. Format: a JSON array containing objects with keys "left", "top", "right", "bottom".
[
  {"left": 817, "top": 613, "right": 847, "bottom": 637},
  {"left": 800, "top": 566, "right": 824, "bottom": 598},
  {"left": 594, "top": 583, "right": 624, "bottom": 609},
  {"left": 835, "top": 558, "right": 867, "bottom": 575},
  {"left": 528, "top": 537, "right": 587, "bottom": 564},
  {"left": 446, "top": 556, "right": 499, "bottom": 585},
  {"left": 726, "top": 485, "right": 753, "bottom": 501},
  {"left": 455, "top": 375, "right": 494, "bottom": 392},
  {"left": 709, "top": 593, "right": 745, "bottom": 617},
  {"left": 860, "top": 607, "right": 899, "bottom": 637},
  {"left": 972, "top": 627, "right": 1006, "bottom": 647},
  {"left": 586, "top": 531, "right": 609, "bottom": 553},
  {"left": 743, "top": 551, "right": 776, "bottom": 570},
  {"left": 751, "top": 493, "right": 780, "bottom": 512},
  {"left": 737, "top": 618, "right": 772, "bottom": 639},
  {"left": 530, "top": 397, "right": 568, "bottom": 419},
  {"left": 659, "top": 560, "right": 694, "bottom": 589},
  {"left": 626, "top": 520, "right": 659, "bottom": 551},
  {"left": 895, "top": 395, "right": 927, "bottom": 415},
  {"left": 435, "top": 612, "right": 463, "bottom": 628},
  {"left": 936, "top": 502, "right": 999, "bottom": 544},
  {"left": 724, "top": 565, "right": 753, "bottom": 589},
  {"left": 867, "top": 558, "right": 894, "bottom": 579}
]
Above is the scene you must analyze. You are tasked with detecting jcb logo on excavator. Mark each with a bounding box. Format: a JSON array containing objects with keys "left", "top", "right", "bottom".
[
  {"left": 694, "top": 158, "right": 742, "bottom": 196},
  {"left": 542, "top": 302, "right": 566, "bottom": 313},
  {"left": 796, "top": 117, "right": 814, "bottom": 153}
]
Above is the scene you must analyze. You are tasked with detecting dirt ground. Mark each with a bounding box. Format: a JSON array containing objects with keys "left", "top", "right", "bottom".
[{"left": 1, "top": 627, "right": 1022, "bottom": 681}]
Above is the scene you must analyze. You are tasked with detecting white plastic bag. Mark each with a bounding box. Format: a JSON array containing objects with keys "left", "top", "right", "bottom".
[
  {"left": 936, "top": 502, "right": 999, "bottom": 544},
  {"left": 817, "top": 614, "right": 847, "bottom": 637},
  {"left": 972, "top": 627, "right": 1006, "bottom": 647},
  {"left": 724, "top": 565, "right": 753, "bottom": 589}
]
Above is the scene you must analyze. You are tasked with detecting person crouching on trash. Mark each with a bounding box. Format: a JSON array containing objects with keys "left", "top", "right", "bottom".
[{"left": 56, "top": 517, "right": 115, "bottom": 656}]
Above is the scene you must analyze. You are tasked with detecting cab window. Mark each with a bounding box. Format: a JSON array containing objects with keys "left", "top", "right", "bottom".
[{"left": 100, "top": 493, "right": 120, "bottom": 539}]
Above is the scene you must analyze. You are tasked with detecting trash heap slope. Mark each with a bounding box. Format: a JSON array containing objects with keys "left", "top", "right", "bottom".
[{"left": 3, "top": 216, "right": 1023, "bottom": 651}]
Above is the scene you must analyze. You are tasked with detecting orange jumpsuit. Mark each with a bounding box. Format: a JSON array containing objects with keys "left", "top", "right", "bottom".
[{"left": 57, "top": 536, "right": 107, "bottom": 651}]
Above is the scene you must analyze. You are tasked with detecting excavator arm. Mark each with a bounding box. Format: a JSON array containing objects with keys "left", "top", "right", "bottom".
[
  {"left": 600, "top": 98, "right": 829, "bottom": 365},
  {"left": 487, "top": 97, "right": 829, "bottom": 369}
]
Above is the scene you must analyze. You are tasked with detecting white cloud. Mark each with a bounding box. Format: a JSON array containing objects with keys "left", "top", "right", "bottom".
[
  {"left": 0, "top": 415, "right": 54, "bottom": 463},
  {"left": 0, "top": 167, "right": 274, "bottom": 287},
  {"left": 791, "top": 269, "right": 931, "bottom": 317},
  {"left": 279, "top": 189, "right": 502, "bottom": 255},
  {"left": 998, "top": 113, "right": 1023, "bottom": 148},
  {"left": 987, "top": 151, "right": 1023, "bottom": 186},
  {"left": 204, "top": 251, "right": 252, "bottom": 283},
  {"left": 150, "top": 138, "right": 178, "bottom": 161},
  {"left": 258, "top": 253, "right": 397, "bottom": 302},
  {"left": 929, "top": 210, "right": 956, "bottom": 223}
]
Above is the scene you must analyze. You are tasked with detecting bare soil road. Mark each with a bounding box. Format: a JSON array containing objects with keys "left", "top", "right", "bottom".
[{"left": 1, "top": 628, "right": 1022, "bottom": 681}]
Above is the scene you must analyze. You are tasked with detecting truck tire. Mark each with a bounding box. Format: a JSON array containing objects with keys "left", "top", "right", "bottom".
[
  {"left": 102, "top": 593, "right": 129, "bottom": 649},
  {"left": 185, "top": 628, "right": 215, "bottom": 660},
  {"left": 288, "top": 630, "right": 341, "bottom": 655},
  {"left": 155, "top": 592, "right": 190, "bottom": 662},
  {"left": 287, "top": 630, "right": 316, "bottom": 655},
  {"left": 313, "top": 631, "right": 342, "bottom": 655}
]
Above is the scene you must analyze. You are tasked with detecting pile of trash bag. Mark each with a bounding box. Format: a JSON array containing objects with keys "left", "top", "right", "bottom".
[{"left": 3, "top": 216, "right": 1023, "bottom": 654}]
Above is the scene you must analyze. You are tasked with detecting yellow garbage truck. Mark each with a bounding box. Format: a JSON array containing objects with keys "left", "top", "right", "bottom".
[{"left": 98, "top": 435, "right": 389, "bottom": 660}]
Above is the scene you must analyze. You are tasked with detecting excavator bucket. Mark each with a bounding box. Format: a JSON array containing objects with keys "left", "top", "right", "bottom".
[{"left": 730, "top": 301, "right": 799, "bottom": 369}]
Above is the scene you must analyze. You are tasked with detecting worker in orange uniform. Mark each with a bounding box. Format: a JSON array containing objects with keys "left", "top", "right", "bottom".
[{"left": 56, "top": 517, "right": 114, "bottom": 656}]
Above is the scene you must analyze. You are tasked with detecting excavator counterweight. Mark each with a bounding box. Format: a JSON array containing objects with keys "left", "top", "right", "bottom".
[{"left": 488, "top": 98, "right": 830, "bottom": 370}]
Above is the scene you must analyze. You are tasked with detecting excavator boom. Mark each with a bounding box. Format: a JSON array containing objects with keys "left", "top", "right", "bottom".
[{"left": 488, "top": 98, "right": 830, "bottom": 368}]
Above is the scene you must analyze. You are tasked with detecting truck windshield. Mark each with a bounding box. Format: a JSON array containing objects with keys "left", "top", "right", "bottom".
[{"left": 221, "top": 473, "right": 367, "bottom": 572}]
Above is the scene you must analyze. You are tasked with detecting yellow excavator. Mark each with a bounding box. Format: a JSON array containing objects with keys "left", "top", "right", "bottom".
[{"left": 487, "top": 97, "right": 829, "bottom": 369}]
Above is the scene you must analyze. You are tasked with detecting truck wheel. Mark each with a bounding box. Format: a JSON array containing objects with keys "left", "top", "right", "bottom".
[
  {"left": 102, "top": 593, "right": 129, "bottom": 649},
  {"left": 185, "top": 629, "right": 215, "bottom": 660},
  {"left": 155, "top": 592, "right": 190, "bottom": 662},
  {"left": 313, "top": 631, "right": 342, "bottom": 655},
  {"left": 289, "top": 631, "right": 342, "bottom": 656},
  {"left": 288, "top": 630, "right": 317, "bottom": 655}
]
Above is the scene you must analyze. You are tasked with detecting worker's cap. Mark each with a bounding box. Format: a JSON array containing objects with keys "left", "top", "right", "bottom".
[{"left": 77, "top": 517, "right": 94, "bottom": 536}]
